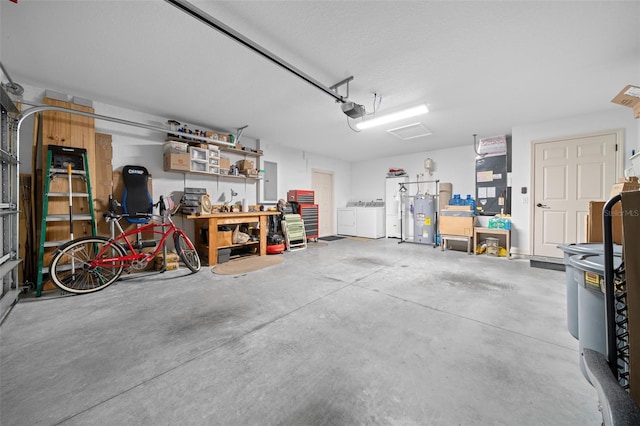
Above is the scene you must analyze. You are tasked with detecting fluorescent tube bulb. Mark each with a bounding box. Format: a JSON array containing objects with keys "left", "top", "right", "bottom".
[{"left": 356, "top": 104, "right": 428, "bottom": 130}]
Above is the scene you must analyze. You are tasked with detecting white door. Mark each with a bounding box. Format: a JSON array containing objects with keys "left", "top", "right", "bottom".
[
  {"left": 533, "top": 131, "right": 619, "bottom": 257},
  {"left": 312, "top": 170, "right": 334, "bottom": 237}
]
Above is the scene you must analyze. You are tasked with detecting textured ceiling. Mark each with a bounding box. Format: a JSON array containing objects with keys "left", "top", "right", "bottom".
[{"left": 1, "top": 1, "right": 639, "bottom": 161}]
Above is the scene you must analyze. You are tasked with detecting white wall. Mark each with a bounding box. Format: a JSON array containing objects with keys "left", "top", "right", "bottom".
[
  {"left": 351, "top": 144, "right": 477, "bottom": 202},
  {"left": 511, "top": 108, "right": 638, "bottom": 255},
  {"left": 17, "top": 83, "right": 352, "bottom": 237},
  {"left": 17, "top": 83, "right": 639, "bottom": 248},
  {"left": 258, "top": 140, "right": 352, "bottom": 231},
  {"left": 351, "top": 109, "right": 639, "bottom": 256}
]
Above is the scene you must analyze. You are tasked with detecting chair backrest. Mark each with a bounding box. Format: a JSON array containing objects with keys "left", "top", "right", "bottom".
[{"left": 122, "top": 165, "right": 153, "bottom": 224}]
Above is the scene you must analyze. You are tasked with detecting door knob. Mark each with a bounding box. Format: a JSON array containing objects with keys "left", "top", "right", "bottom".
[{"left": 536, "top": 203, "right": 549, "bottom": 208}]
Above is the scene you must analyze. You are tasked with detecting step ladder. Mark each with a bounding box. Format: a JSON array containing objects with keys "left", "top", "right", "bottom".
[{"left": 36, "top": 145, "right": 97, "bottom": 296}]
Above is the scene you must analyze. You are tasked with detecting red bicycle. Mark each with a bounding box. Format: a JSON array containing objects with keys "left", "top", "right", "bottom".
[{"left": 48, "top": 195, "right": 201, "bottom": 294}]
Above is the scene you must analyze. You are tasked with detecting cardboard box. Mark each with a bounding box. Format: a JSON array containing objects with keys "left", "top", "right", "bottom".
[
  {"left": 439, "top": 216, "right": 475, "bottom": 237},
  {"left": 586, "top": 201, "right": 623, "bottom": 245},
  {"left": 444, "top": 205, "right": 472, "bottom": 211},
  {"left": 204, "top": 132, "right": 230, "bottom": 143},
  {"left": 219, "top": 157, "right": 231, "bottom": 170},
  {"left": 163, "top": 152, "right": 190, "bottom": 172},
  {"left": 241, "top": 168, "right": 258, "bottom": 176},
  {"left": 218, "top": 231, "right": 233, "bottom": 247},
  {"left": 237, "top": 159, "right": 254, "bottom": 170},
  {"left": 610, "top": 177, "right": 640, "bottom": 198},
  {"left": 611, "top": 85, "right": 640, "bottom": 119},
  {"left": 621, "top": 191, "right": 640, "bottom": 405}
]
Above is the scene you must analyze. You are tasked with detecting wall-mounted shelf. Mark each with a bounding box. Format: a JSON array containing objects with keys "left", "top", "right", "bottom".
[
  {"left": 164, "top": 136, "right": 262, "bottom": 179},
  {"left": 171, "top": 170, "right": 261, "bottom": 181},
  {"left": 166, "top": 137, "right": 262, "bottom": 157}
]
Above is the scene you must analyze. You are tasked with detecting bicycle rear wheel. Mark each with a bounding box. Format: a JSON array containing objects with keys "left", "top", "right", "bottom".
[
  {"left": 49, "top": 237, "right": 126, "bottom": 294},
  {"left": 174, "top": 231, "right": 201, "bottom": 273}
]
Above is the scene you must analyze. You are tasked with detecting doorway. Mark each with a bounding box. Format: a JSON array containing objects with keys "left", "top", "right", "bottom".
[
  {"left": 311, "top": 169, "right": 334, "bottom": 237},
  {"left": 532, "top": 130, "right": 621, "bottom": 257}
]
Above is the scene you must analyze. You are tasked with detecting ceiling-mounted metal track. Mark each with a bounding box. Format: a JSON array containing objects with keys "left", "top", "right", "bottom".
[{"left": 164, "top": 0, "right": 347, "bottom": 104}]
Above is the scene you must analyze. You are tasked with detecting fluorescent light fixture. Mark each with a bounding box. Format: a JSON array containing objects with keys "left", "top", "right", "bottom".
[{"left": 356, "top": 104, "right": 428, "bottom": 130}]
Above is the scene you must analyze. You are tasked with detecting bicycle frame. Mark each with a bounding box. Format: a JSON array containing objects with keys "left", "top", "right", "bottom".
[{"left": 92, "top": 214, "right": 180, "bottom": 269}]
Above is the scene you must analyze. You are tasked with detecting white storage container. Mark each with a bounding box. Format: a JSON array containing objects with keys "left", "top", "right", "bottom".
[
  {"left": 164, "top": 141, "right": 188, "bottom": 153},
  {"left": 190, "top": 160, "right": 208, "bottom": 173},
  {"left": 189, "top": 146, "right": 208, "bottom": 161}
]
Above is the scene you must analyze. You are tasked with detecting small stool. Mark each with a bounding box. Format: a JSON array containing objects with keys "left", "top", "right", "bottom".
[
  {"left": 473, "top": 227, "right": 511, "bottom": 259},
  {"left": 440, "top": 234, "right": 473, "bottom": 255}
]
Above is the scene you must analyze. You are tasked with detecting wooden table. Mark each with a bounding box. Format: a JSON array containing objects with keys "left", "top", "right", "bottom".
[
  {"left": 187, "top": 211, "right": 281, "bottom": 265},
  {"left": 473, "top": 227, "right": 511, "bottom": 259}
]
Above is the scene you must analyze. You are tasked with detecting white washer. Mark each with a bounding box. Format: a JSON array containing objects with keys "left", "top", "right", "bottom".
[{"left": 356, "top": 202, "right": 385, "bottom": 239}]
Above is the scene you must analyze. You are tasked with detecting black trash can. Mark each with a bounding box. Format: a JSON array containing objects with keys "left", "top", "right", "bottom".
[
  {"left": 558, "top": 243, "right": 622, "bottom": 339},
  {"left": 569, "top": 253, "right": 622, "bottom": 382}
]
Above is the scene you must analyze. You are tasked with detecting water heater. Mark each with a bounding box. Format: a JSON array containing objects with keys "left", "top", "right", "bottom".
[{"left": 413, "top": 195, "right": 436, "bottom": 245}]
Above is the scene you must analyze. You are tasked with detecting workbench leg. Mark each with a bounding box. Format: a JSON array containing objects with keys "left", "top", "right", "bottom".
[
  {"left": 259, "top": 216, "right": 267, "bottom": 256},
  {"left": 473, "top": 230, "right": 478, "bottom": 255},
  {"left": 208, "top": 218, "right": 218, "bottom": 266}
]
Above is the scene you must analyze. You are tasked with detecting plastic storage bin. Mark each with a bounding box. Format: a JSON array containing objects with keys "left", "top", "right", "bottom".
[
  {"left": 217, "top": 248, "right": 231, "bottom": 263},
  {"left": 569, "top": 253, "right": 622, "bottom": 382},
  {"left": 558, "top": 243, "right": 622, "bottom": 339}
]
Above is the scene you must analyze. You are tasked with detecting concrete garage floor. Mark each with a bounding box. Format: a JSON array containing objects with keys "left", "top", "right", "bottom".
[{"left": 1, "top": 238, "right": 600, "bottom": 425}]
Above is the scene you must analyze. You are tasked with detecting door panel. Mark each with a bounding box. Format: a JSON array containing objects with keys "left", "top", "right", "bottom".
[
  {"left": 533, "top": 132, "right": 618, "bottom": 257},
  {"left": 543, "top": 165, "right": 567, "bottom": 199},
  {"left": 312, "top": 170, "right": 333, "bottom": 237},
  {"left": 577, "top": 163, "right": 605, "bottom": 199},
  {"left": 542, "top": 210, "right": 566, "bottom": 244}
]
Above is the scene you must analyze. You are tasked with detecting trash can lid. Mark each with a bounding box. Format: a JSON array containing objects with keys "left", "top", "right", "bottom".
[
  {"left": 569, "top": 254, "right": 622, "bottom": 275},
  {"left": 557, "top": 243, "right": 623, "bottom": 256}
]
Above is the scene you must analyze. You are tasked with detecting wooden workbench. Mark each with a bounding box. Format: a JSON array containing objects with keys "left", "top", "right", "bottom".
[{"left": 187, "top": 211, "right": 281, "bottom": 265}]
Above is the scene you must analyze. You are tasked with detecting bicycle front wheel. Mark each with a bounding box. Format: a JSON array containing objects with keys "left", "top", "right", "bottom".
[
  {"left": 174, "top": 231, "right": 201, "bottom": 273},
  {"left": 49, "top": 237, "right": 126, "bottom": 294}
]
